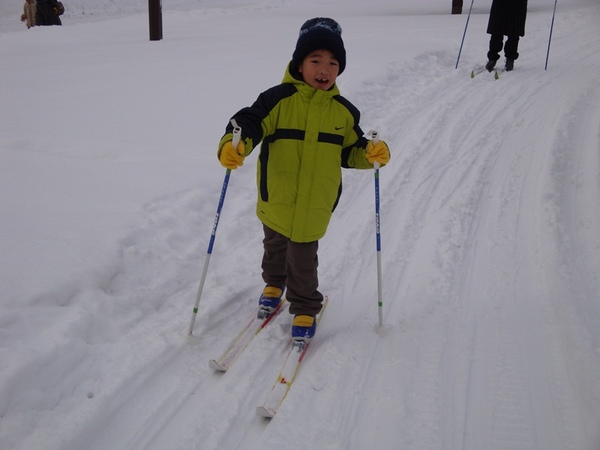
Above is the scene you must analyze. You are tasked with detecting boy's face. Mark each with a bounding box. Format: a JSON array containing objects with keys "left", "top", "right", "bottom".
[{"left": 298, "top": 49, "right": 340, "bottom": 91}]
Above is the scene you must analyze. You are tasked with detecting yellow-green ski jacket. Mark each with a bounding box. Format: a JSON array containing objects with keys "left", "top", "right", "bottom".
[{"left": 219, "top": 63, "right": 379, "bottom": 243}]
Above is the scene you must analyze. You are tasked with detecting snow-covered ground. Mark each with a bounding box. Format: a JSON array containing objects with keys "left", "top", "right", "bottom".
[{"left": 1, "top": 0, "right": 599, "bottom": 448}]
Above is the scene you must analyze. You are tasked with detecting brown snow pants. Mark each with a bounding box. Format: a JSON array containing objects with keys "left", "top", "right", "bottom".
[{"left": 261, "top": 225, "right": 324, "bottom": 316}]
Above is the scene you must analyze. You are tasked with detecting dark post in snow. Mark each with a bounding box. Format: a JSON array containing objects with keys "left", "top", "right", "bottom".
[
  {"left": 452, "top": 0, "right": 463, "bottom": 14},
  {"left": 149, "top": 0, "right": 163, "bottom": 41}
]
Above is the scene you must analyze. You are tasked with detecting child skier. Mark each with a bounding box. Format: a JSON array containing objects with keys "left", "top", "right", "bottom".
[{"left": 217, "top": 17, "right": 390, "bottom": 343}]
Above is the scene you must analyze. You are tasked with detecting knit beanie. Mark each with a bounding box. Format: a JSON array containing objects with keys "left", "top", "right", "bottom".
[{"left": 292, "top": 17, "right": 346, "bottom": 75}]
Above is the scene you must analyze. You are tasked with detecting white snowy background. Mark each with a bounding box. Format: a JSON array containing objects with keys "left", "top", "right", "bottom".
[{"left": 1, "top": 0, "right": 599, "bottom": 449}]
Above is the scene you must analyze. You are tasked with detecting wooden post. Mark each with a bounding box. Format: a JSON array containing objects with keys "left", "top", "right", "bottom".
[
  {"left": 149, "top": 0, "right": 162, "bottom": 41},
  {"left": 452, "top": 0, "right": 463, "bottom": 14}
]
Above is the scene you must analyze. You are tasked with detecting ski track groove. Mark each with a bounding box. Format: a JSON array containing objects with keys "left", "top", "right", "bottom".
[{"left": 345, "top": 19, "right": 600, "bottom": 447}]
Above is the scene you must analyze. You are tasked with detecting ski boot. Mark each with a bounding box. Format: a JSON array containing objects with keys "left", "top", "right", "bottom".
[
  {"left": 485, "top": 60, "right": 496, "bottom": 72},
  {"left": 505, "top": 58, "right": 514, "bottom": 71},
  {"left": 258, "top": 286, "right": 283, "bottom": 319},
  {"left": 291, "top": 315, "right": 316, "bottom": 349}
]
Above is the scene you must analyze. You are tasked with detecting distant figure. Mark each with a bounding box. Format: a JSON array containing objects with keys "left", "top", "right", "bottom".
[
  {"left": 35, "top": 0, "right": 62, "bottom": 26},
  {"left": 20, "top": 0, "right": 36, "bottom": 29},
  {"left": 485, "top": 0, "right": 527, "bottom": 72}
]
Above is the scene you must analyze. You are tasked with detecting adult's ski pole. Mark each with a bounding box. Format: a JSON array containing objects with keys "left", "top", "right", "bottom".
[
  {"left": 188, "top": 121, "right": 241, "bottom": 335},
  {"left": 369, "top": 131, "right": 384, "bottom": 330},
  {"left": 455, "top": 0, "right": 475, "bottom": 69},
  {"left": 545, "top": 0, "right": 558, "bottom": 70}
]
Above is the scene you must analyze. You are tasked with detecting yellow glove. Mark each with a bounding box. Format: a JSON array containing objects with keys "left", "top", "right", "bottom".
[
  {"left": 366, "top": 140, "right": 390, "bottom": 165},
  {"left": 219, "top": 140, "right": 245, "bottom": 169}
]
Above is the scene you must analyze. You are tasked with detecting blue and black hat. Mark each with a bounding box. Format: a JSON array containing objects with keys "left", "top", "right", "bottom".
[{"left": 292, "top": 17, "right": 346, "bottom": 74}]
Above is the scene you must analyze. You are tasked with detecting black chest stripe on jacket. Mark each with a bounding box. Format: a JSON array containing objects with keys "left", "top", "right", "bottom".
[
  {"left": 259, "top": 129, "right": 344, "bottom": 202},
  {"left": 226, "top": 84, "right": 298, "bottom": 144}
]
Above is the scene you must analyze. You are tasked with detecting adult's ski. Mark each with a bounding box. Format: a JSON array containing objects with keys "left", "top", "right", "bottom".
[
  {"left": 471, "top": 67, "right": 503, "bottom": 79},
  {"left": 209, "top": 300, "right": 286, "bottom": 372},
  {"left": 470, "top": 66, "right": 488, "bottom": 77},
  {"left": 256, "top": 297, "right": 328, "bottom": 418}
]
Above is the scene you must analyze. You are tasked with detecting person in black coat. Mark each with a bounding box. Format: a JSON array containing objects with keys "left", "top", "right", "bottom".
[
  {"left": 35, "top": 0, "right": 62, "bottom": 26},
  {"left": 485, "top": 0, "right": 527, "bottom": 72}
]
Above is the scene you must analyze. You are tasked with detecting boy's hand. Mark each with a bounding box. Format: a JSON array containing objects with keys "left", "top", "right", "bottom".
[
  {"left": 219, "top": 140, "right": 245, "bottom": 169},
  {"left": 366, "top": 140, "right": 390, "bottom": 165}
]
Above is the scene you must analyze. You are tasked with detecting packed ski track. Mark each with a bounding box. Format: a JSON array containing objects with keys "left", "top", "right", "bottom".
[{"left": 1, "top": 0, "right": 600, "bottom": 449}]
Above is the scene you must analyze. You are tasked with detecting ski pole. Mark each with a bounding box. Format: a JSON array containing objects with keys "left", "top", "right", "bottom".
[
  {"left": 369, "top": 131, "right": 384, "bottom": 330},
  {"left": 545, "top": 0, "right": 558, "bottom": 70},
  {"left": 455, "top": 0, "right": 475, "bottom": 69},
  {"left": 188, "top": 120, "right": 242, "bottom": 335}
]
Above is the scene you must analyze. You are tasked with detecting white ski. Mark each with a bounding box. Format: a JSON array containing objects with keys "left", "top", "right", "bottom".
[
  {"left": 209, "top": 300, "right": 286, "bottom": 372},
  {"left": 256, "top": 297, "right": 328, "bottom": 418}
]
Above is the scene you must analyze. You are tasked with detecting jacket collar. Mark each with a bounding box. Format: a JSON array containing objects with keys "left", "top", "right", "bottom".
[{"left": 282, "top": 61, "right": 340, "bottom": 101}]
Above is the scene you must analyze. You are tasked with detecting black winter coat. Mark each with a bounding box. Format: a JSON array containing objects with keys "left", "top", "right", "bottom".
[
  {"left": 487, "top": 0, "right": 527, "bottom": 37},
  {"left": 35, "top": 0, "right": 62, "bottom": 26}
]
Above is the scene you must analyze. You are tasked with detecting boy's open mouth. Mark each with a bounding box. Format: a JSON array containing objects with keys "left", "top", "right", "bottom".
[{"left": 316, "top": 77, "right": 330, "bottom": 86}]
